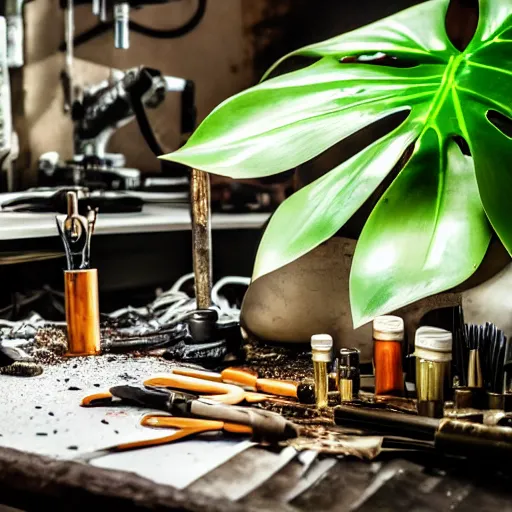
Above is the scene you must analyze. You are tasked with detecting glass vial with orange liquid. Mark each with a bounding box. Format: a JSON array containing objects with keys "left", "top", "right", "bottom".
[{"left": 373, "top": 316, "right": 405, "bottom": 397}]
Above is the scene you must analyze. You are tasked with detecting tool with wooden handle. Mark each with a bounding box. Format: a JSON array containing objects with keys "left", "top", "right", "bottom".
[{"left": 172, "top": 367, "right": 316, "bottom": 404}]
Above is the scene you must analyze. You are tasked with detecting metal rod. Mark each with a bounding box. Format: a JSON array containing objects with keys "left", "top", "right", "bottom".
[
  {"left": 64, "top": 0, "right": 74, "bottom": 111},
  {"left": 190, "top": 168, "right": 212, "bottom": 309}
]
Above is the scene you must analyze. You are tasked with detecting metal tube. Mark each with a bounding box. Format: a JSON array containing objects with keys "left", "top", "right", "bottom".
[
  {"left": 190, "top": 168, "right": 212, "bottom": 309},
  {"left": 114, "top": 3, "right": 130, "bottom": 49}
]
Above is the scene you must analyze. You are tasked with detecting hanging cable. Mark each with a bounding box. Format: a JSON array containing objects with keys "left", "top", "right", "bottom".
[{"left": 59, "top": 0, "right": 207, "bottom": 51}]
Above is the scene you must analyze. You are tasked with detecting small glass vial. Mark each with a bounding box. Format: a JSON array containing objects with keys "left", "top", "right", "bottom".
[
  {"left": 338, "top": 348, "right": 360, "bottom": 402},
  {"left": 373, "top": 316, "right": 404, "bottom": 397},
  {"left": 415, "top": 326, "right": 452, "bottom": 418},
  {"left": 311, "top": 334, "right": 333, "bottom": 409}
]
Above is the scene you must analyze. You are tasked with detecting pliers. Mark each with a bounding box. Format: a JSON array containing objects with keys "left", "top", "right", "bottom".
[{"left": 79, "top": 374, "right": 298, "bottom": 461}]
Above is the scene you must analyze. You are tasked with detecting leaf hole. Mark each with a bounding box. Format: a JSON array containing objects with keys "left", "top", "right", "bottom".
[
  {"left": 452, "top": 136, "right": 471, "bottom": 156},
  {"left": 445, "top": 0, "right": 479, "bottom": 51},
  {"left": 339, "top": 137, "right": 415, "bottom": 239},
  {"left": 340, "top": 53, "right": 419, "bottom": 68},
  {"left": 294, "top": 110, "right": 411, "bottom": 240},
  {"left": 487, "top": 110, "right": 512, "bottom": 139}
]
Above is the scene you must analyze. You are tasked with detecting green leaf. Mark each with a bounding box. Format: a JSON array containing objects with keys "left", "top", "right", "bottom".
[
  {"left": 161, "top": 59, "right": 443, "bottom": 177},
  {"left": 350, "top": 135, "right": 491, "bottom": 327},
  {"left": 161, "top": 0, "right": 512, "bottom": 325},
  {"left": 253, "top": 120, "right": 422, "bottom": 280},
  {"left": 462, "top": 102, "right": 512, "bottom": 255},
  {"left": 466, "top": 0, "right": 512, "bottom": 53}
]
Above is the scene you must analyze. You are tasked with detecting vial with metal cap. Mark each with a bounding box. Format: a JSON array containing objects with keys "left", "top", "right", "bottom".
[
  {"left": 311, "top": 334, "right": 333, "bottom": 409},
  {"left": 415, "top": 326, "right": 452, "bottom": 418},
  {"left": 337, "top": 348, "right": 360, "bottom": 402},
  {"left": 373, "top": 316, "right": 404, "bottom": 397}
]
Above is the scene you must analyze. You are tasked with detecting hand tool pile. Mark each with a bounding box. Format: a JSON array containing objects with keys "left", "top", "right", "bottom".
[{"left": 78, "top": 367, "right": 301, "bottom": 461}]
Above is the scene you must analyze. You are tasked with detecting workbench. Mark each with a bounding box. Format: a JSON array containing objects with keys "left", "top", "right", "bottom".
[
  {"left": 1, "top": 355, "right": 512, "bottom": 511},
  {"left": 0, "top": 199, "right": 269, "bottom": 311}
]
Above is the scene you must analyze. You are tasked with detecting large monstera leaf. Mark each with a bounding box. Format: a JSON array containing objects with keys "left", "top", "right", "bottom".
[{"left": 161, "top": 0, "right": 512, "bottom": 327}]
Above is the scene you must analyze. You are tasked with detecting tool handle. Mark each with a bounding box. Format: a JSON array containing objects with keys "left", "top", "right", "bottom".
[
  {"left": 221, "top": 367, "right": 258, "bottom": 390},
  {"left": 143, "top": 374, "right": 245, "bottom": 405},
  {"left": 256, "top": 379, "right": 298, "bottom": 398},
  {"left": 173, "top": 367, "right": 223, "bottom": 382},
  {"left": 436, "top": 418, "right": 512, "bottom": 460},
  {"left": 334, "top": 404, "right": 439, "bottom": 440},
  {"left": 190, "top": 400, "right": 298, "bottom": 442}
]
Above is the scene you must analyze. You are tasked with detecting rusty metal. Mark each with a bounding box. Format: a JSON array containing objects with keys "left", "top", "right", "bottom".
[{"left": 190, "top": 168, "right": 212, "bottom": 309}]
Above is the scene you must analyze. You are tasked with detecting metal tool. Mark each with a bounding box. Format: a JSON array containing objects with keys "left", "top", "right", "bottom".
[
  {"left": 335, "top": 404, "right": 512, "bottom": 461},
  {"left": 55, "top": 191, "right": 97, "bottom": 270},
  {"left": 83, "top": 207, "right": 98, "bottom": 269},
  {"left": 79, "top": 384, "right": 298, "bottom": 461},
  {"left": 82, "top": 371, "right": 267, "bottom": 406}
]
